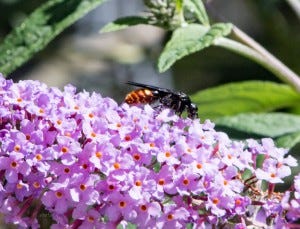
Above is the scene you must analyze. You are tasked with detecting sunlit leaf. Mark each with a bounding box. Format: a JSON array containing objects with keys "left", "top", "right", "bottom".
[
  {"left": 158, "top": 23, "right": 232, "bottom": 72},
  {"left": 100, "top": 16, "right": 150, "bottom": 33},
  {"left": 184, "top": 0, "right": 210, "bottom": 25},
  {"left": 215, "top": 113, "right": 300, "bottom": 138},
  {"left": 191, "top": 81, "right": 300, "bottom": 120},
  {"left": 275, "top": 131, "right": 300, "bottom": 149}
]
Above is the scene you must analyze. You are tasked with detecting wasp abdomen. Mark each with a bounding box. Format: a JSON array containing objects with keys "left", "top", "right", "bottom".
[{"left": 124, "top": 89, "right": 154, "bottom": 104}]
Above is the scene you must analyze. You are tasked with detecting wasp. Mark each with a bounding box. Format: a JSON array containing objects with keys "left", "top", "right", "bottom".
[{"left": 124, "top": 81, "right": 198, "bottom": 119}]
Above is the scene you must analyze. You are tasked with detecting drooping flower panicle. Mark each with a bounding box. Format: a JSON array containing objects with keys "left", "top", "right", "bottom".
[{"left": 0, "top": 75, "right": 299, "bottom": 228}]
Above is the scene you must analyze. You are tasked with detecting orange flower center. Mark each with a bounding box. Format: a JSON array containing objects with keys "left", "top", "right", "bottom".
[
  {"left": 114, "top": 162, "right": 120, "bottom": 170},
  {"left": 212, "top": 198, "right": 219, "bottom": 205},
  {"left": 64, "top": 167, "right": 70, "bottom": 173},
  {"left": 196, "top": 163, "right": 202, "bottom": 169},
  {"left": 140, "top": 205, "right": 147, "bottom": 211},
  {"left": 135, "top": 180, "right": 142, "bottom": 186},
  {"left": 125, "top": 135, "right": 131, "bottom": 141},
  {"left": 167, "top": 214, "right": 174, "bottom": 220},
  {"left": 158, "top": 179, "right": 165, "bottom": 186},
  {"left": 133, "top": 153, "right": 141, "bottom": 161},
  {"left": 10, "top": 161, "right": 18, "bottom": 168},
  {"left": 80, "top": 184, "right": 86, "bottom": 191},
  {"left": 165, "top": 151, "right": 171, "bottom": 157},
  {"left": 119, "top": 201, "right": 126, "bottom": 208},
  {"left": 35, "top": 154, "right": 43, "bottom": 161},
  {"left": 14, "top": 145, "right": 21, "bottom": 152},
  {"left": 61, "top": 146, "right": 68, "bottom": 153},
  {"left": 96, "top": 151, "right": 102, "bottom": 158},
  {"left": 33, "top": 182, "right": 40, "bottom": 189},
  {"left": 55, "top": 191, "right": 63, "bottom": 198},
  {"left": 183, "top": 178, "right": 189, "bottom": 186}
]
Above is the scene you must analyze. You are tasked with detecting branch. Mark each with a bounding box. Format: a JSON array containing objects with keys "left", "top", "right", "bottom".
[{"left": 213, "top": 26, "right": 300, "bottom": 93}]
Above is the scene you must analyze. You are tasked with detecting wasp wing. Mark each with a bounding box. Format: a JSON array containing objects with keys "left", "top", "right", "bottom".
[{"left": 126, "top": 81, "right": 172, "bottom": 94}]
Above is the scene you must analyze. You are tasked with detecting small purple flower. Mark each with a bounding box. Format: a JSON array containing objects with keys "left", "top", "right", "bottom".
[{"left": 0, "top": 76, "right": 299, "bottom": 228}]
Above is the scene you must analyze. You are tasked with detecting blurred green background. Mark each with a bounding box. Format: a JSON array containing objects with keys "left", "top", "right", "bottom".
[{"left": 0, "top": 0, "right": 299, "bottom": 101}]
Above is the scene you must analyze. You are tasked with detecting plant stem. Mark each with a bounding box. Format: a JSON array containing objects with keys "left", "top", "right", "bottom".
[
  {"left": 213, "top": 26, "right": 300, "bottom": 93},
  {"left": 286, "top": 0, "right": 300, "bottom": 19}
]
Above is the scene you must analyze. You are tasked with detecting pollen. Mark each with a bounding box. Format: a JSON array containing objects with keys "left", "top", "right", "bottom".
[
  {"left": 14, "top": 145, "right": 21, "bottom": 152},
  {"left": 33, "top": 182, "right": 40, "bottom": 189},
  {"left": 135, "top": 180, "right": 142, "bottom": 186},
  {"left": 133, "top": 153, "right": 141, "bottom": 161},
  {"left": 270, "top": 173, "right": 276, "bottom": 178},
  {"left": 91, "top": 132, "right": 97, "bottom": 138},
  {"left": 88, "top": 216, "right": 95, "bottom": 223},
  {"left": 61, "top": 146, "right": 68, "bottom": 153},
  {"left": 64, "top": 132, "right": 71, "bottom": 137},
  {"left": 26, "top": 134, "right": 31, "bottom": 140},
  {"left": 165, "top": 151, "right": 171, "bottom": 157},
  {"left": 16, "top": 183, "right": 23, "bottom": 189},
  {"left": 35, "top": 154, "right": 43, "bottom": 161},
  {"left": 82, "top": 163, "right": 88, "bottom": 169},
  {"left": 113, "top": 162, "right": 120, "bottom": 170},
  {"left": 96, "top": 151, "right": 102, "bottom": 158},
  {"left": 10, "top": 161, "right": 18, "bottom": 168},
  {"left": 64, "top": 167, "right": 70, "bottom": 173},
  {"left": 108, "top": 184, "right": 115, "bottom": 190},
  {"left": 80, "top": 184, "right": 86, "bottom": 191},
  {"left": 149, "top": 142, "right": 155, "bottom": 147},
  {"left": 17, "top": 97, "right": 22, "bottom": 103},
  {"left": 196, "top": 163, "right": 202, "bottom": 169},
  {"left": 183, "top": 178, "right": 189, "bottom": 186},
  {"left": 119, "top": 201, "right": 126, "bottom": 208},
  {"left": 124, "top": 135, "right": 131, "bottom": 141},
  {"left": 74, "top": 105, "right": 79, "bottom": 110},
  {"left": 87, "top": 216, "right": 95, "bottom": 222},
  {"left": 88, "top": 113, "right": 94, "bottom": 118},
  {"left": 212, "top": 198, "right": 219, "bottom": 205},
  {"left": 223, "top": 180, "right": 228, "bottom": 186},
  {"left": 39, "top": 108, "right": 44, "bottom": 114},
  {"left": 158, "top": 179, "right": 165, "bottom": 186},
  {"left": 140, "top": 205, "right": 147, "bottom": 211},
  {"left": 235, "top": 198, "right": 242, "bottom": 206},
  {"left": 56, "top": 119, "right": 62, "bottom": 125},
  {"left": 55, "top": 191, "right": 63, "bottom": 198},
  {"left": 167, "top": 214, "right": 174, "bottom": 220},
  {"left": 116, "top": 123, "right": 122, "bottom": 128}
]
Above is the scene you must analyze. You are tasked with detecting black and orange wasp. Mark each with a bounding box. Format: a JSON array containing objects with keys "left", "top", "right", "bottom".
[{"left": 125, "top": 81, "right": 198, "bottom": 119}]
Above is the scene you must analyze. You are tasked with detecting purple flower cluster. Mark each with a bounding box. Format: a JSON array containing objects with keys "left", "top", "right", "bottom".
[{"left": 0, "top": 75, "right": 299, "bottom": 228}]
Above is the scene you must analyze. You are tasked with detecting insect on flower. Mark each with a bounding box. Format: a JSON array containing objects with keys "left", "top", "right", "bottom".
[{"left": 125, "top": 81, "right": 198, "bottom": 119}]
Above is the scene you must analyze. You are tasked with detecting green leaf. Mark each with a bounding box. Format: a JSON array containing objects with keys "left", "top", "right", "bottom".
[
  {"left": 191, "top": 81, "right": 300, "bottom": 120},
  {"left": 275, "top": 131, "right": 300, "bottom": 149},
  {"left": 100, "top": 16, "right": 150, "bottom": 33},
  {"left": 158, "top": 23, "right": 232, "bottom": 72},
  {"left": 0, "top": 0, "right": 107, "bottom": 76},
  {"left": 215, "top": 113, "right": 300, "bottom": 138},
  {"left": 184, "top": 0, "right": 210, "bottom": 25}
]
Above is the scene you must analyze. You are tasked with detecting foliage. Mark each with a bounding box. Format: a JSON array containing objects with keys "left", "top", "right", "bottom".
[{"left": 0, "top": 0, "right": 107, "bottom": 75}]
